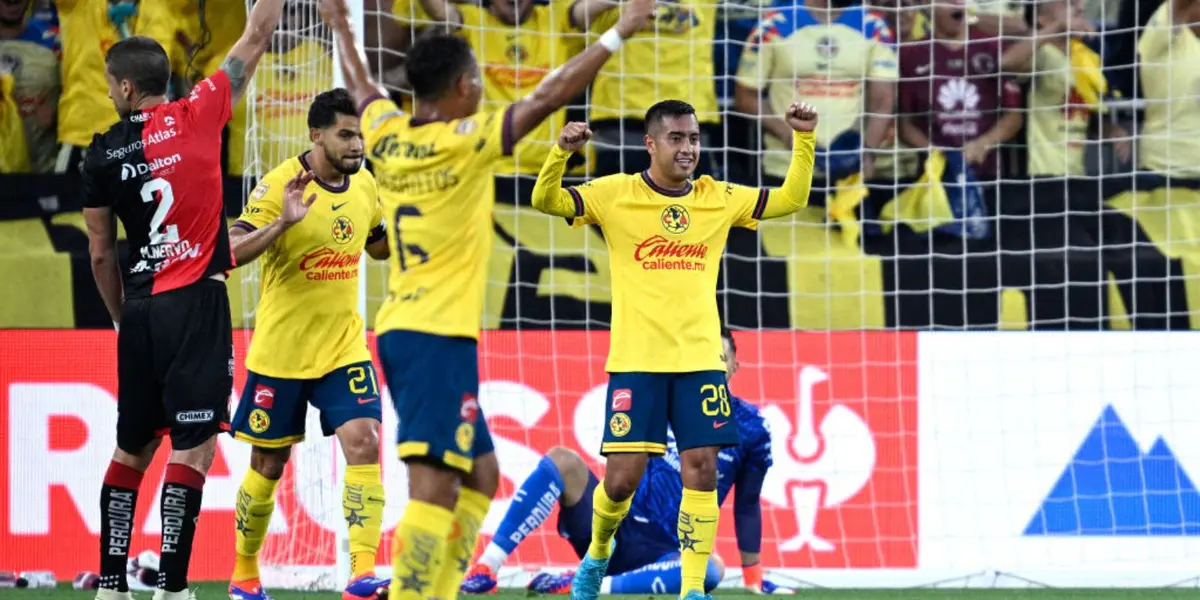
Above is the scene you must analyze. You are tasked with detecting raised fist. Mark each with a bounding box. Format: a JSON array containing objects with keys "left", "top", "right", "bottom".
[
  {"left": 784, "top": 101, "right": 818, "bottom": 133},
  {"left": 558, "top": 121, "right": 593, "bottom": 153}
]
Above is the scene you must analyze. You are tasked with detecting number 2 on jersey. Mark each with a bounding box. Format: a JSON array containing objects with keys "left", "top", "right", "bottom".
[
  {"left": 141, "top": 178, "right": 179, "bottom": 244},
  {"left": 393, "top": 205, "right": 430, "bottom": 271}
]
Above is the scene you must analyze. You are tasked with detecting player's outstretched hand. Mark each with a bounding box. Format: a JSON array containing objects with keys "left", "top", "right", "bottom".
[
  {"left": 318, "top": 0, "right": 350, "bottom": 27},
  {"left": 281, "top": 170, "right": 317, "bottom": 226},
  {"left": 784, "top": 101, "right": 818, "bottom": 133},
  {"left": 558, "top": 121, "right": 593, "bottom": 153},
  {"left": 615, "top": 0, "right": 656, "bottom": 38}
]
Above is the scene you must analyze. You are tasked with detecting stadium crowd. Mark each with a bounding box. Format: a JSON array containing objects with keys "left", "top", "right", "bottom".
[{"left": 1, "top": 0, "right": 1199, "bottom": 330}]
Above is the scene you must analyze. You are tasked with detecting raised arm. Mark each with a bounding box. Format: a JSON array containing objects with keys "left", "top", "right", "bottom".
[
  {"left": 508, "top": 0, "right": 654, "bottom": 142},
  {"left": 221, "top": 0, "right": 291, "bottom": 104},
  {"left": 757, "top": 102, "right": 818, "bottom": 220},
  {"left": 530, "top": 122, "right": 591, "bottom": 218},
  {"left": 569, "top": 0, "right": 618, "bottom": 31},
  {"left": 321, "top": 0, "right": 391, "bottom": 111}
]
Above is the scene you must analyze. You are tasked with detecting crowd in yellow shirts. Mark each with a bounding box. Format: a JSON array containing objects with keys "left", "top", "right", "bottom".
[{"left": 0, "top": 0, "right": 1198, "bottom": 188}]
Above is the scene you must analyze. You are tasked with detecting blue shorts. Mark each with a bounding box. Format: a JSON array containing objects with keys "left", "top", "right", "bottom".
[
  {"left": 601, "top": 371, "right": 740, "bottom": 456},
  {"left": 377, "top": 330, "right": 495, "bottom": 473},
  {"left": 230, "top": 361, "right": 383, "bottom": 448},
  {"left": 557, "top": 471, "right": 679, "bottom": 576}
]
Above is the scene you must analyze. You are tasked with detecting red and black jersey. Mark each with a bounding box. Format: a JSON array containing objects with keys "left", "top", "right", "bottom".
[{"left": 82, "top": 70, "right": 235, "bottom": 298}]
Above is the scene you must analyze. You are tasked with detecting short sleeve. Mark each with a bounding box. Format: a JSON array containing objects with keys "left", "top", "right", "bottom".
[
  {"left": 1032, "top": 44, "right": 1069, "bottom": 98},
  {"left": 563, "top": 177, "right": 612, "bottom": 226},
  {"left": 460, "top": 107, "right": 515, "bottom": 161},
  {"left": 582, "top": 7, "right": 619, "bottom": 33},
  {"left": 726, "top": 180, "right": 769, "bottom": 230},
  {"left": 359, "top": 95, "right": 404, "bottom": 150},
  {"left": 185, "top": 70, "right": 233, "bottom": 132},
  {"left": 233, "top": 177, "right": 282, "bottom": 231},
  {"left": 1139, "top": 2, "right": 1174, "bottom": 61},
  {"left": 81, "top": 138, "right": 110, "bottom": 209},
  {"left": 867, "top": 40, "right": 899, "bottom": 80},
  {"left": 734, "top": 21, "right": 777, "bottom": 91}
]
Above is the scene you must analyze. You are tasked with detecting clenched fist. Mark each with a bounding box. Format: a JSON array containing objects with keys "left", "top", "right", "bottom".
[
  {"left": 784, "top": 101, "right": 818, "bottom": 133},
  {"left": 558, "top": 121, "right": 593, "bottom": 153}
]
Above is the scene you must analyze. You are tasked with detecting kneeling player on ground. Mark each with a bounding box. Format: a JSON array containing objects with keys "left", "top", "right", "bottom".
[
  {"left": 226, "top": 89, "right": 391, "bottom": 600},
  {"left": 463, "top": 328, "right": 794, "bottom": 595}
]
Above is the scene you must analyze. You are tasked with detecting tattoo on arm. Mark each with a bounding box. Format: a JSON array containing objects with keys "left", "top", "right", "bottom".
[{"left": 221, "top": 56, "right": 249, "bottom": 96}]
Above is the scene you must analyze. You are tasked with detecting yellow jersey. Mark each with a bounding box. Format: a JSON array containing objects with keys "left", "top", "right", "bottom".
[
  {"left": 233, "top": 153, "right": 385, "bottom": 379},
  {"left": 1138, "top": 1, "right": 1200, "bottom": 176},
  {"left": 567, "top": 173, "right": 768, "bottom": 372},
  {"left": 231, "top": 41, "right": 332, "bottom": 176},
  {"left": 736, "top": 6, "right": 897, "bottom": 178},
  {"left": 583, "top": 1, "right": 719, "bottom": 123},
  {"left": 361, "top": 96, "right": 514, "bottom": 340},
  {"left": 1026, "top": 43, "right": 1091, "bottom": 176},
  {"left": 56, "top": 0, "right": 183, "bottom": 147},
  {"left": 392, "top": 0, "right": 580, "bottom": 174}
]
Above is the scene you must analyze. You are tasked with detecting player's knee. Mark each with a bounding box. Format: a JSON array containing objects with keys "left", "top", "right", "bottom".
[
  {"left": 250, "top": 446, "right": 291, "bottom": 480},
  {"left": 546, "top": 446, "right": 586, "bottom": 479},
  {"left": 112, "top": 437, "right": 162, "bottom": 471},
  {"left": 337, "top": 419, "right": 381, "bottom": 466},
  {"left": 169, "top": 435, "right": 218, "bottom": 474},
  {"left": 603, "top": 453, "right": 648, "bottom": 501},
  {"left": 679, "top": 448, "right": 719, "bottom": 492},
  {"left": 463, "top": 452, "right": 500, "bottom": 498}
]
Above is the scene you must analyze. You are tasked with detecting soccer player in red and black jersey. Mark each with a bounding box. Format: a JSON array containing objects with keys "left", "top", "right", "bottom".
[{"left": 79, "top": 1, "right": 290, "bottom": 598}]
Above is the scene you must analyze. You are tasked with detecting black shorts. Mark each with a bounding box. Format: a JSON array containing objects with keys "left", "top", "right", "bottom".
[{"left": 117, "top": 279, "right": 233, "bottom": 452}]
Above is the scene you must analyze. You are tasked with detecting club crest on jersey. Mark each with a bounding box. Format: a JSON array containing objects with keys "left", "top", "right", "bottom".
[
  {"left": 251, "top": 183, "right": 269, "bottom": 201},
  {"left": 248, "top": 409, "right": 271, "bottom": 434},
  {"left": 455, "top": 422, "right": 475, "bottom": 453},
  {"left": 610, "top": 412, "right": 632, "bottom": 437},
  {"left": 331, "top": 216, "right": 355, "bottom": 244},
  {"left": 661, "top": 204, "right": 690, "bottom": 234}
]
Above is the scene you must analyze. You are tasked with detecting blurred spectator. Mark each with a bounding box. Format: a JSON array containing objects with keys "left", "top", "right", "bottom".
[
  {"left": 1003, "top": 0, "right": 1129, "bottom": 177},
  {"left": 897, "top": 0, "right": 1022, "bottom": 179},
  {"left": 580, "top": 0, "right": 719, "bottom": 177},
  {"left": 0, "top": 0, "right": 60, "bottom": 173},
  {"left": 392, "top": 0, "right": 604, "bottom": 183},
  {"left": 55, "top": 0, "right": 186, "bottom": 174},
  {"left": 733, "top": 0, "right": 897, "bottom": 184},
  {"left": 227, "top": 5, "right": 330, "bottom": 175},
  {"left": 1137, "top": 0, "right": 1200, "bottom": 177}
]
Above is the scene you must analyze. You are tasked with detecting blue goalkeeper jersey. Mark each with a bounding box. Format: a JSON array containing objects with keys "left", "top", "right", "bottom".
[{"left": 626, "top": 395, "right": 773, "bottom": 536}]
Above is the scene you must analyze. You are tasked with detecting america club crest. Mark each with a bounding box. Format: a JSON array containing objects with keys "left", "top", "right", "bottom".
[
  {"left": 331, "top": 216, "right": 354, "bottom": 244},
  {"left": 661, "top": 204, "right": 690, "bottom": 234}
]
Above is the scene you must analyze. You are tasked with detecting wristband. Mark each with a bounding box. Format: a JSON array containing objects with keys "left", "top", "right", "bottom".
[
  {"left": 743, "top": 564, "right": 763, "bottom": 588},
  {"left": 599, "top": 28, "right": 623, "bottom": 52}
]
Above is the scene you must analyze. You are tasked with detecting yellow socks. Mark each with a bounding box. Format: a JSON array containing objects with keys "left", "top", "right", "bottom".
[
  {"left": 430, "top": 487, "right": 492, "bottom": 599},
  {"left": 343, "top": 464, "right": 385, "bottom": 578},
  {"left": 391, "top": 500, "right": 455, "bottom": 600},
  {"left": 232, "top": 468, "right": 279, "bottom": 583},
  {"left": 586, "top": 481, "right": 632, "bottom": 560},
  {"left": 677, "top": 488, "right": 719, "bottom": 597}
]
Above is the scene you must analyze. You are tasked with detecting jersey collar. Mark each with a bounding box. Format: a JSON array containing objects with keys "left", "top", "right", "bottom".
[{"left": 640, "top": 171, "right": 693, "bottom": 198}]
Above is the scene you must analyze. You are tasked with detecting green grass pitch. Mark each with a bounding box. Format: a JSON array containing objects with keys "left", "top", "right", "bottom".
[{"left": 12, "top": 585, "right": 1200, "bottom": 600}]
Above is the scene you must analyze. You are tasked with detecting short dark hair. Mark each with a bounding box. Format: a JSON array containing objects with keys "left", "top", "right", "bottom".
[
  {"left": 308, "top": 88, "right": 357, "bottom": 129},
  {"left": 644, "top": 100, "right": 697, "bottom": 134},
  {"left": 405, "top": 33, "right": 475, "bottom": 101},
  {"left": 720, "top": 324, "right": 737, "bottom": 354},
  {"left": 105, "top": 36, "right": 171, "bottom": 97}
]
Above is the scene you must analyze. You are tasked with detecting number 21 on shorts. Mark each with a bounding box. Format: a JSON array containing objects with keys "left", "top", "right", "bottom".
[{"left": 700, "top": 383, "right": 731, "bottom": 417}]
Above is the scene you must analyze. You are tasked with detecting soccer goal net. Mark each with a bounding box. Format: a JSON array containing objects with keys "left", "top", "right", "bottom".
[{"left": 233, "top": 0, "right": 1200, "bottom": 590}]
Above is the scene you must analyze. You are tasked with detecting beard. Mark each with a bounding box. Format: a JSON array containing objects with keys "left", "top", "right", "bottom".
[{"left": 326, "top": 147, "right": 363, "bottom": 175}]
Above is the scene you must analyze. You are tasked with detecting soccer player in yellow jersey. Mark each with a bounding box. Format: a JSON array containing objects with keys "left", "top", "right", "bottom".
[
  {"left": 226, "top": 89, "right": 392, "bottom": 600},
  {"left": 529, "top": 99, "right": 818, "bottom": 600},
  {"left": 319, "top": 0, "right": 652, "bottom": 595}
]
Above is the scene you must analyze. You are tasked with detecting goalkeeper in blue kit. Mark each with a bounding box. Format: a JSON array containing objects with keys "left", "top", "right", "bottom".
[{"left": 461, "top": 328, "right": 795, "bottom": 595}]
